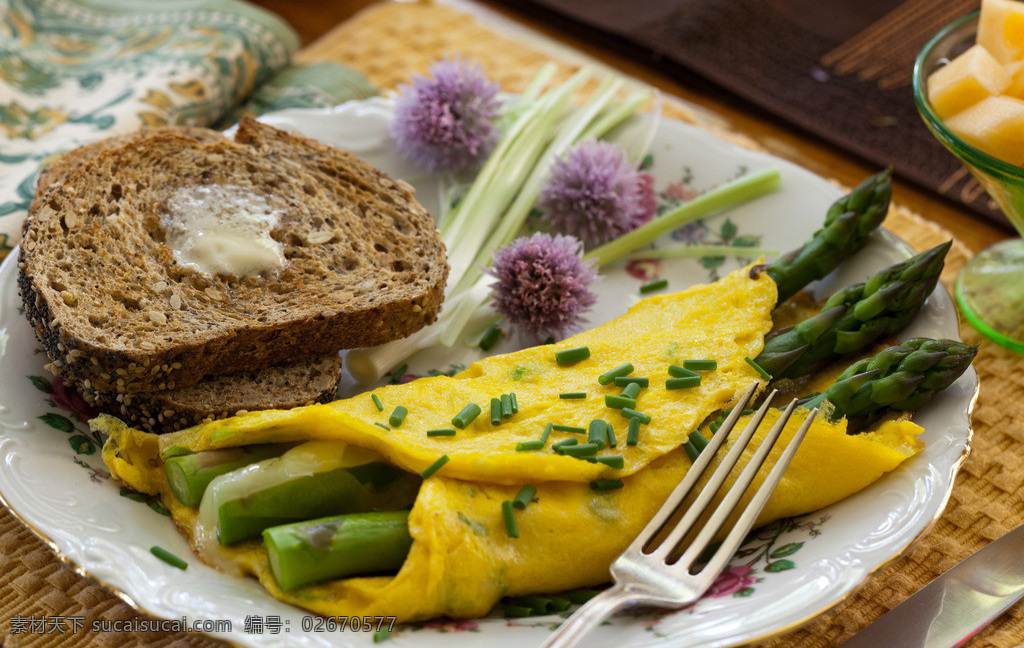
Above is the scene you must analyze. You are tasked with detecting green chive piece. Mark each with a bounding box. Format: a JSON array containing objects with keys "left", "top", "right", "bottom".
[
  {"left": 588, "top": 455, "right": 625, "bottom": 469},
  {"left": 452, "top": 403, "right": 482, "bottom": 429},
  {"left": 515, "top": 440, "right": 545, "bottom": 452},
  {"left": 626, "top": 418, "right": 641, "bottom": 446},
  {"left": 513, "top": 485, "right": 537, "bottom": 510},
  {"left": 566, "top": 589, "right": 602, "bottom": 604},
  {"left": 421, "top": 455, "right": 449, "bottom": 479},
  {"left": 668, "top": 365, "right": 699, "bottom": 378},
  {"left": 620, "top": 408, "right": 651, "bottom": 425},
  {"left": 621, "top": 382, "right": 642, "bottom": 400},
  {"left": 684, "top": 359, "right": 717, "bottom": 371},
  {"left": 688, "top": 430, "right": 709, "bottom": 453},
  {"left": 504, "top": 605, "right": 534, "bottom": 618},
  {"left": 683, "top": 440, "right": 699, "bottom": 462},
  {"left": 552, "top": 438, "right": 579, "bottom": 454},
  {"left": 709, "top": 416, "right": 725, "bottom": 434},
  {"left": 604, "top": 394, "right": 637, "bottom": 410},
  {"left": 374, "top": 422, "right": 391, "bottom": 431},
  {"left": 555, "top": 346, "right": 591, "bottom": 365},
  {"left": 427, "top": 428, "right": 457, "bottom": 437},
  {"left": 490, "top": 398, "right": 502, "bottom": 426},
  {"left": 501, "top": 393, "right": 513, "bottom": 419},
  {"left": 666, "top": 376, "right": 701, "bottom": 390},
  {"left": 389, "top": 405, "right": 409, "bottom": 427},
  {"left": 588, "top": 420, "right": 608, "bottom": 449},
  {"left": 561, "top": 442, "right": 602, "bottom": 457},
  {"left": 614, "top": 376, "right": 649, "bottom": 387},
  {"left": 547, "top": 596, "right": 572, "bottom": 612},
  {"left": 745, "top": 356, "right": 772, "bottom": 380},
  {"left": 598, "top": 363, "right": 634, "bottom": 385},
  {"left": 540, "top": 423, "right": 553, "bottom": 444},
  {"left": 479, "top": 323, "right": 502, "bottom": 351},
  {"left": 589, "top": 479, "right": 624, "bottom": 491},
  {"left": 559, "top": 392, "right": 587, "bottom": 399},
  {"left": 150, "top": 546, "right": 187, "bottom": 570},
  {"left": 373, "top": 627, "right": 392, "bottom": 643},
  {"left": 552, "top": 424, "right": 586, "bottom": 434},
  {"left": 510, "top": 392, "right": 519, "bottom": 414},
  {"left": 639, "top": 278, "right": 669, "bottom": 294},
  {"left": 606, "top": 422, "right": 617, "bottom": 449},
  {"left": 502, "top": 500, "right": 519, "bottom": 538},
  {"left": 371, "top": 394, "right": 384, "bottom": 412}
]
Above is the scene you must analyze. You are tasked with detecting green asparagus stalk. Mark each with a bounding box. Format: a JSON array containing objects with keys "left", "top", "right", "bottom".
[
  {"left": 165, "top": 444, "right": 292, "bottom": 507},
  {"left": 804, "top": 337, "right": 977, "bottom": 426},
  {"left": 767, "top": 169, "right": 892, "bottom": 305},
  {"left": 264, "top": 511, "right": 413, "bottom": 590},
  {"left": 755, "top": 241, "right": 951, "bottom": 380}
]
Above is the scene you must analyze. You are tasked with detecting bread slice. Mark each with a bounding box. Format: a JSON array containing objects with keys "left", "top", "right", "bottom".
[
  {"left": 19, "top": 119, "right": 448, "bottom": 394},
  {"left": 77, "top": 353, "right": 343, "bottom": 434}
]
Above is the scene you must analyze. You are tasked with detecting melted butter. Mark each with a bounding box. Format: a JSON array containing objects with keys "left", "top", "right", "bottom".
[{"left": 164, "top": 185, "right": 285, "bottom": 277}]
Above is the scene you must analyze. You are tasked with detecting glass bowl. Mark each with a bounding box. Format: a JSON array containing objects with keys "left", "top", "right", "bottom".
[{"left": 913, "top": 11, "right": 1024, "bottom": 353}]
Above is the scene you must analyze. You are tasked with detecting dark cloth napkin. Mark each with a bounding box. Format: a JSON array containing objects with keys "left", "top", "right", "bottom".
[{"left": 491, "top": 0, "right": 1008, "bottom": 228}]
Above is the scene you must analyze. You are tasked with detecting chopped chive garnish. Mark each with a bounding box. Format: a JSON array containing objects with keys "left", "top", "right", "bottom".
[
  {"left": 668, "top": 364, "right": 699, "bottom": 378},
  {"left": 604, "top": 394, "right": 637, "bottom": 410},
  {"left": 709, "top": 416, "right": 725, "bottom": 434},
  {"left": 588, "top": 455, "right": 624, "bottom": 469},
  {"left": 552, "top": 438, "right": 579, "bottom": 454},
  {"left": 516, "top": 440, "right": 545, "bottom": 452},
  {"left": 745, "top": 356, "right": 772, "bottom": 380},
  {"left": 502, "top": 500, "right": 519, "bottom": 538},
  {"left": 510, "top": 392, "right": 519, "bottom": 414},
  {"left": 389, "top": 405, "right": 408, "bottom": 427},
  {"left": 683, "top": 439, "right": 699, "bottom": 462},
  {"left": 590, "top": 479, "right": 624, "bottom": 491},
  {"left": 150, "top": 546, "right": 187, "bottom": 570},
  {"left": 598, "top": 363, "right": 634, "bottom": 385},
  {"left": 555, "top": 346, "right": 591, "bottom": 365},
  {"left": 547, "top": 596, "right": 572, "bottom": 612},
  {"left": 371, "top": 394, "right": 384, "bottom": 412},
  {"left": 374, "top": 422, "right": 391, "bottom": 431},
  {"left": 566, "top": 589, "right": 602, "bottom": 604},
  {"left": 621, "top": 382, "right": 642, "bottom": 400},
  {"left": 479, "top": 323, "right": 502, "bottom": 350},
  {"left": 540, "top": 422, "right": 553, "bottom": 443},
  {"left": 614, "top": 376, "right": 649, "bottom": 387},
  {"left": 620, "top": 408, "right": 651, "bottom": 425},
  {"left": 420, "top": 454, "right": 449, "bottom": 479},
  {"left": 552, "top": 424, "right": 586, "bottom": 434},
  {"left": 490, "top": 398, "right": 502, "bottom": 426},
  {"left": 683, "top": 359, "right": 717, "bottom": 371},
  {"left": 626, "top": 417, "right": 641, "bottom": 446},
  {"left": 504, "top": 605, "right": 533, "bottom": 618},
  {"left": 559, "top": 392, "right": 587, "bottom": 399},
  {"left": 373, "top": 627, "right": 392, "bottom": 643},
  {"left": 688, "top": 430, "right": 709, "bottom": 453},
  {"left": 427, "top": 428, "right": 457, "bottom": 437},
  {"left": 639, "top": 278, "right": 669, "bottom": 293},
  {"left": 452, "top": 403, "right": 482, "bottom": 429},
  {"left": 588, "top": 420, "right": 609, "bottom": 449},
  {"left": 501, "top": 393, "right": 513, "bottom": 419},
  {"left": 513, "top": 484, "right": 537, "bottom": 509},
  {"left": 666, "top": 376, "right": 701, "bottom": 390},
  {"left": 561, "top": 442, "right": 602, "bottom": 457},
  {"left": 606, "top": 422, "right": 617, "bottom": 448}
]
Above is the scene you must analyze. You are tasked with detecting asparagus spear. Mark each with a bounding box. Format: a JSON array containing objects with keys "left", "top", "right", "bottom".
[
  {"left": 165, "top": 444, "right": 291, "bottom": 507},
  {"left": 264, "top": 511, "right": 413, "bottom": 590},
  {"left": 804, "top": 337, "right": 977, "bottom": 426},
  {"left": 767, "top": 169, "right": 892, "bottom": 305},
  {"left": 755, "top": 241, "right": 951, "bottom": 380}
]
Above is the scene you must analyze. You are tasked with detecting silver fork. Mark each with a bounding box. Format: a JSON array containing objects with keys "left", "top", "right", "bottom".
[{"left": 541, "top": 383, "right": 818, "bottom": 648}]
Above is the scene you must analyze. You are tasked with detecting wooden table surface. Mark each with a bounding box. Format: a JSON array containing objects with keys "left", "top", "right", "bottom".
[{"left": 252, "top": 0, "right": 1011, "bottom": 255}]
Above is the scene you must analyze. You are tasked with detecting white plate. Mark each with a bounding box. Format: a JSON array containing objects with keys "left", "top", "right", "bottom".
[{"left": 0, "top": 99, "right": 977, "bottom": 647}]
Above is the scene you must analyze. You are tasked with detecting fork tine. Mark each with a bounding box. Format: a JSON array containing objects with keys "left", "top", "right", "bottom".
[
  {"left": 645, "top": 387, "right": 780, "bottom": 560},
  {"left": 679, "top": 403, "right": 818, "bottom": 580}
]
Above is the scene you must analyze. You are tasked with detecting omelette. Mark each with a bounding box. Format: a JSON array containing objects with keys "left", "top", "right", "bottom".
[{"left": 98, "top": 264, "right": 923, "bottom": 621}]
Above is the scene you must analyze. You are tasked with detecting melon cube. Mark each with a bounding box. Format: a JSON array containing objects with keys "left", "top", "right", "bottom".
[
  {"left": 944, "top": 95, "right": 1024, "bottom": 165},
  {"left": 1004, "top": 60, "right": 1024, "bottom": 99},
  {"left": 927, "top": 44, "right": 1011, "bottom": 119},
  {"left": 978, "top": 0, "right": 1024, "bottom": 64}
]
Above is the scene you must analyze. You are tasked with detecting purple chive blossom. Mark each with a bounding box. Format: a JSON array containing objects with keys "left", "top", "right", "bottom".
[
  {"left": 488, "top": 233, "right": 599, "bottom": 340},
  {"left": 539, "top": 140, "right": 657, "bottom": 248},
  {"left": 390, "top": 57, "right": 501, "bottom": 175}
]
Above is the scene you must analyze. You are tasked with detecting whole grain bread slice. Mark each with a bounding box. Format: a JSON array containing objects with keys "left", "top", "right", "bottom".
[{"left": 19, "top": 120, "right": 448, "bottom": 393}]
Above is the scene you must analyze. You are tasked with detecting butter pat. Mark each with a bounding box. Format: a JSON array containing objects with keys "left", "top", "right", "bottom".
[{"left": 164, "top": 185, "right": 285, "bottom": 277}]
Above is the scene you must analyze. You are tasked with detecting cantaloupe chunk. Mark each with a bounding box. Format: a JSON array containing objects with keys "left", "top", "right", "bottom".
[
  {"left": 945, "top": 95, "right": 1024, "bottom": 165},
  {"left": 928, "top": 44, "right": 1011, "bottom": 119},
  {"left": 978, "top": 0, "right": 1024, "bottom": 64},
  {"left": 1004, "top": 60, "right": 1024, "bottom": 99}
]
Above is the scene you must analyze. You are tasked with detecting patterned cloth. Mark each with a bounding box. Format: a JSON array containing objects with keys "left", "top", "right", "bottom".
[{"left": 0, "top": 0, "right": 378, "bottom": 259}]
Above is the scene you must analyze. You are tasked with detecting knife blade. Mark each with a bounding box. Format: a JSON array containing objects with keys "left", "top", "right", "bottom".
[{"left": 839, "top": 523, "right": 1024, "bottom": 648}]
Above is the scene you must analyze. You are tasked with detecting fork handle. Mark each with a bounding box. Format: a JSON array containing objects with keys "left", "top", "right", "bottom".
[{"left": 538, "top": 585, "right": 634, "bottom": 648}]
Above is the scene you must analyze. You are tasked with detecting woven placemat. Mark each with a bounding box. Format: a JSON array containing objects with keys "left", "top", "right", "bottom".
[{"left": 1, "top": 2, "right": 1019, "bottom": 647}]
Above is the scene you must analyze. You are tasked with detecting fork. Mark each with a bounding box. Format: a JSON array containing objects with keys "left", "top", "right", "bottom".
[{"left": 540, "top": 382, "right": 818, "bottom": 648}]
